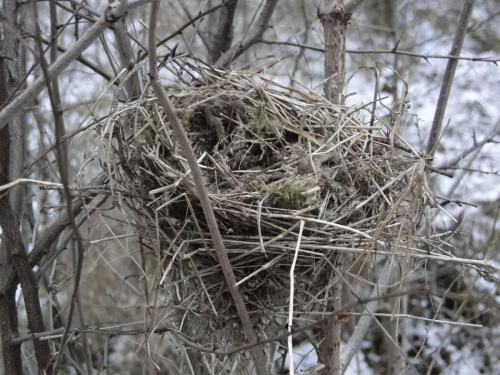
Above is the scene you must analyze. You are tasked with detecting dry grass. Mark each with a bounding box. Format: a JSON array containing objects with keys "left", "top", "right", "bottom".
[{"left": 97, "top": 60, "right": 435, "bottom": 354}]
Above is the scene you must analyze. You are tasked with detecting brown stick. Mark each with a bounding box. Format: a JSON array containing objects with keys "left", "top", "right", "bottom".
[
  {"left": 210, "top": 0, "right": 239, "bottom": 63},
  {"left": 32, "top": 3, "right": 92, "bottom": 372},
  {"left": 317, "top": 0, "right": 352, "bottom": 105},
  {"left": 317, "top": 1, "right": 353, "bottom": 374},
  {"left": 214, "top": 0, "right": 280, "bottom": 69},
  {"left": 147, "top": 2, "right": 268, "bottom": 373},
  {"left": 425, "top": 0, "right": 476, "bottom": 161}
]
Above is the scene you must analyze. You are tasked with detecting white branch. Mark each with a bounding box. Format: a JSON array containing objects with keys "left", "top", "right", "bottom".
[
  {"left": 340, "top": 258, "right": 393, "bottom": 373},
  {"left": 288, "top": 220, "right": 305, "bottom": 375}
]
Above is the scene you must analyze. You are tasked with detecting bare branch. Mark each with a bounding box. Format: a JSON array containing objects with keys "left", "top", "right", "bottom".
[
  {"left": 214, "top": 0, "right": 280, "bottom": 69},
  {"left": 109, "top": 1, "right": 141, "bottom": 100},
  {"left": 148, "top": 3, "right": 268, "bottom": 373},
  {"left": 340, "top": 259, "right": 393, "bottom": 372},
  {"left": 176, "top": 0, "right": 211, "bottom": 51},
  {"left": 0, "top": 0, "right": 147, "bottom": 130},
  {"left": 437, "top": 125, "right": 500, "bottom": 169},
  {"left": 0, "top": 0, "right": 52, "bottom": 371},
  {"left": 137, "top": 2, "right": 224, "bottom": 62},
  {"left": 0, "top": 204, "right": 53, "bottom": 373},
  {"left": 10, "top": 289, "right": 423, "bottom": 353},
  {"left": 317, "top": 0, "right": 352, "bottom": 104},
  {"left": 261, "top": 40, "right": 500, "bottom": 63},
  {"left": 35, "top": 194, "right": 109, "bottom": 277},
  {"left": 33, "top": 3, "right": 92, "bottom": 370},
  {"left": 210, "top": 0, "right": 239, "bottom": 63},
  {"left": 425, "top": 0, "right": 476, "bottom": 161}
]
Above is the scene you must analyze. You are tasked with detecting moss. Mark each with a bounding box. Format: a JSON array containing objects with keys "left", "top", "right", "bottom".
[
  {"left": 139, "top": 127, "right": 155, "bottom": 145},
  {"left": 248, "top": 104, "right": 278, "bottom": 137},
  {"left": 163, "top": 84, "right": 181, "bottom": 92},
  {"left": 265, "top": 176, "right": 318, "bottom": 210}
]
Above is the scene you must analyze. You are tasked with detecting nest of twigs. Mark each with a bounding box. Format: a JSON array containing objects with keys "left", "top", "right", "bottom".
[{"left": 99, "top": 61, "right": 433, "bottom": 351}]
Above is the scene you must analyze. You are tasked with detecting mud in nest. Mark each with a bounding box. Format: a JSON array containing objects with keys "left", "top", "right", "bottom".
[{"left": 98, "top": 62, "right": 434, "bottom": 350}]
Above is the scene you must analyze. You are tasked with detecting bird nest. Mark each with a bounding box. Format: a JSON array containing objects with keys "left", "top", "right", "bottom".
[{"left": 98, "top": 63, "right": 433, "bottom": 350}]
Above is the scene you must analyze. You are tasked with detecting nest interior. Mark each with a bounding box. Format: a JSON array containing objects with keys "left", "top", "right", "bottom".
[{"left": 99, "top": 62, "right": 431, "bottom": 350}]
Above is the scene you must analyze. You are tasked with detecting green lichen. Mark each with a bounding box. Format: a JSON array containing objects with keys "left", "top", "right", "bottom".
[
  {"left": 265, "top": 176, "right": 318, "bottom": 210},
  {"left": 248, "top": 104, "right": 277, "bottom": 137}
]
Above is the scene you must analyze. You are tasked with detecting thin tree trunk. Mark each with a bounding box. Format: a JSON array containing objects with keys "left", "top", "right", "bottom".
[
  {"left": 213, "top": 0, "right": 279, "bottom": 69},
  {"left": 0, "top": 0, "right": 45, "bottom": 371},
  {"left": 210, "top": 0, "right": 239, "bottom": 63},
  {"left": 318, "top": 291, "right": 342, "bottom": 375},
  {"left": 109, "top": 10, "right": 141, "bottom": 100},
  {"left": 317, "top": 0, "right": 352, "bottom": 105},
  {"left": 425, "top": 0, "right": 475, "bottom": 160},
  {"left": 317, "top": 2, "right": 352, "bottom": 374}
]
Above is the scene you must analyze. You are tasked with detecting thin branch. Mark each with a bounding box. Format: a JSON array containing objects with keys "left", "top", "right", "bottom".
[
  {"left": 0, "top": 178, "right": 110, "bottom": 193},
  {"left": 288, "top": 220, "right": 305, "bottom": 375},
  {"left": 340, "top": 259, "right": 393, "bottom": 373},
  {"left": 10, "top": 289, "right": 425, "bottom": 352},
  {"left": 425, "top": 0, "right": 476, "bottom": 161},
  {"left": 35, "top": 194, "right": 109, "bottom": 278},
  {"left": 147, "top": 2, "right": 268, "bottom": 373},
  {"left": 260, "top": 40, "right": 500, "bottom": 63},
  {"left": 0, "top": 0, "right": 53, "bottom": 371},
  {"left": 109, "top": 1, "right": 141, "bottom": 100},
  {"left": 0, "top": 0, "right": 149, "bottom": 130},
  {"left": 0, "top": 206, "right": 53, "bottom": 372},
  {"left": 176, "top": 0, "right": 211, "bottom": 51},
  {"left": 33, "top": 4, "right": 91, "bottom": 371},
  {"left": 214, "top": 0, "right": 280, "bottom": 68},
  {"left": 346, "top": 49, "right": 499, "bottom": 63},
  {"left": 210, "top": 0, "right": 239, "bottom": 63},
  {"left": 437, "top": 125, "right": 500, "bottom": 169},
  {"left": 137, "top": 3, "right": 224, "bottom": 62},
  {"left": 347, "top": 312, "right": 481, "bottom": 327}
]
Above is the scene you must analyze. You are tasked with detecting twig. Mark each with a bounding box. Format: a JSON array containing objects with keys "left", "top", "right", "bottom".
[
  {"left": 214, "top": 0, "right": 280, "bottom": 68},
  {"left": 0, "top": 0, "right": 151, "bottom": 130},
  {"left": 0, "top": 178, "right": 108, "bottom": 192},
  {"left": 288, "top": 220, "right": 305, "bottom": 375},
  {"left": 147, "top": 3, "right": 268, "bottom": 373},
  {"left": 437, "top": 125, "right": 500, "bottom": 169},
  {"left": 138, "top": 3, "right": 224, "bottom": 62},
  {"left": 177, "top": 0, "right": 211, "bottom": 51},
  {"left": 261, "top": 40, "right": 500, "bottom": 63},
  {"left": 425, "top": 0, "right": 476, "bottom": 161},
  {"left": 210, "top": 0, "right": 239, "bottom": 62},
  {"left": 10, "top": 289, "right": 426, "bottom": 352},
  {"left": 347, "top": 312, "right": 482, "bottom": 327},
  {"left": 33, "top": 4, "right": 91, "bottom": 371},
  {"left": 340, "top": 259, "right": 392, "bottom": 372}
]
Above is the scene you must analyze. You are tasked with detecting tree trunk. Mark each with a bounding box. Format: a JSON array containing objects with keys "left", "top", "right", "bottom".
[
  {"left": 317, "top": 0, "right": 352, "bottom": 104},
  {"left": 317, "top": 2, "right": 351, "bottom": 373}
]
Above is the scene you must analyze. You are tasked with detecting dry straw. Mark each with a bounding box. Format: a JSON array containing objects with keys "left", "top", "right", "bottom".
[{"left": 98, "top": 59, "right": 436, "bottom": 352}]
